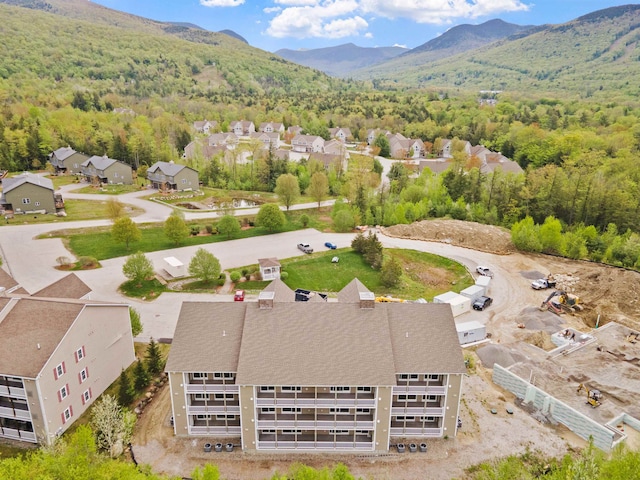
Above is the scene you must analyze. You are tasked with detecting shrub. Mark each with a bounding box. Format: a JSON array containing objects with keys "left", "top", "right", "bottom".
[
  {"left": 190, "top": 225, "right": 201, "bottom": 236},
  {"left": 299, "top": 213, "right": 310, "bottom": 227},
  {"left": 56, "top": 256, "right": 72, "bottom": 266},
  {"left": 78, "top": 256, "right": 98, "bottom": 268},
  {"left": 280, "top": 271, "right": 288, "bottom": 280},
  {"left": 205, "top": 224, "right": 213, "bottom": 234},
  {"left": 230, "top": 271, "right": 241, "bottom": 282},
  {"left": 241, "top": 268, "right": 249, "bottom": 277}
]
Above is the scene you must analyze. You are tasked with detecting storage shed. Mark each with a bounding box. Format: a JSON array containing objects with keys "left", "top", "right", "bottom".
[
  {"left": 460, "top": 284, "right": 485, "bottom": 302},
  {"left": 456, "top": 321, "right": 487, "bottom": 345},
  {"left": 163, "top": 256, "right": 185, "bottom": 278},
  {"left": 433, "top": 291, "right": 471, "bottom": 317}
]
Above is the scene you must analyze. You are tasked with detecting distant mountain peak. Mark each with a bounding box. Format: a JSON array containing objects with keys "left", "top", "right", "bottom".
[{"left": 218, "top": 29, "right": 248, "bottom": 44}]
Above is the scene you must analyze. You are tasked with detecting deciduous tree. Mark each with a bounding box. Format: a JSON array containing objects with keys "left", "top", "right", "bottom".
[
  {"left": 275, "top": 173, "right": 300, "bottom": 210},
  {"left": 164, "top": 210, "right": 189, "bottom": 246},
  {"left": 308, "top": 171, "right": 329, "bottom": 208},
  {"left": 188, "top": 248, "right": 221, "bottom": 283},
  {"left": 106, "top": 197, "right": 125, "bottom": 222},
  {"left": 122, "top": 252, "right": 153, "bottom": 284},
  {"left": 90, "top": 394, "right": 136, "bottom": 458},
  {"left": 111, "top": 216, "right": 141, "bottom": 249},
  {"left": 129, "top": 307, "right": 143, "bottom": 337},
  {"left": 256, "top": 203, "right": 285, "bottom": 232},
  {"left": 217, "top": 214, "right": 241, "bottom": 239}
]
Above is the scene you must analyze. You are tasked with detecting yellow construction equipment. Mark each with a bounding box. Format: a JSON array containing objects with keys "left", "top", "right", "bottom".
[
  {"left": 541, "top": 291, "right": 583, "bottom": 314},
  {"left": 577, "top": 383, "right": 601, "bottom": 408},
  {"left": 375, "top": 296, "right": 405, "bottom": 303}
]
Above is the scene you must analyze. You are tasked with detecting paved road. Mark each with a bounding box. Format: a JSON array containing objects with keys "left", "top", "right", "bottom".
[{"left": 0, "top": 185, "right": 533, "bottom": 343}]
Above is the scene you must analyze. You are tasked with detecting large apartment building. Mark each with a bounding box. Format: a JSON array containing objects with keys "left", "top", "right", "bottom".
[
  {"left": 166, "top": 279, "right": 466, "bottom": 452},
  {"left": 0, "top": 293, "right": 135, "bottom": 445}
]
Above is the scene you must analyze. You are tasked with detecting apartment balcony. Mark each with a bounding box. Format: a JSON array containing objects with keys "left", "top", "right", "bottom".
[
  {"left": 189, "top": 425, "right": 241, "bottom": 436},
  {"left": 392, "top": 385, "right": 447, "bottom": 395},
  {"left": 390, "top": 427, "right": 442, "bottom": 437},
  {"left": 0, "top": 406, "right": 31, "bottom": 421},
  {"left": 256, "top": 418, "right": 375, "bottom": 430},
  {"left": 186, "top": 405, "right": 240, "bottom": 415},
  {"left": 185, "top": 384, "right": 239, "bottom": 394},
  {"left": 0, "top": 427, "right": 36, "bottom": 443},
  {"left": 391, "top": 406, "right": 444, "bottom": 416},
  {"left": 257, "top": 440, "right": 373, "bottom": 451},
  {"left": 255, "top": 396, "right": 376, "bottom": 408},
  {"left": 0, "top": 385, "right": 26, "bottom": 399}
]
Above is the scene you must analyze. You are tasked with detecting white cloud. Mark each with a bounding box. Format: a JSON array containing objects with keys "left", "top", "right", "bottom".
[
  {"left": 392, "top": 43, "right": 407, "bottom": 48},
  {"left": 267, "top": 0, "right": 368, "bottom": 39},
  {"left": 274, "top": 0, "right": 319, "bottom": 5},
  {"left": 364, "top": 32, "right": 373, "bottom": 38},
  {"left": 200, "top": 0, "right": 244, "bottom": 6},
  {"left": 358, "top": 0, "right": 530, "bottom": 24},
  {"left": 263, "top": 6, "right": 282, "bottom": 13}
]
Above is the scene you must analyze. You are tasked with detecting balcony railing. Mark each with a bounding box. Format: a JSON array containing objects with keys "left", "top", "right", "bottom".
[
  {"left": 391, "top": 407, "right": 444, "bottom": 416},
  {"left": 392, "top": 385, "right": 447, "bottom": 395},
  {"left": 0, "top": 406, "right": 31, "bottom": 421},
  {"left": 0, "top": 385, "right": 27, "bottom": 399},
  {"left": 390, "top": 427, "right": 442, "bottom": 437},
  {"left": 185, "top": 384, "right": 239, "bottom": 394},
  {"left": 255, "top": 397, "right": 376, "bottom": 408},
  {"left": 257, "top": 440, "right": 373, "bottom": 450},
  {"left": 256, "top": 419, "right": 375, "bottom": 430},
  {"left": 188, "top": 425, "right": 241, "bottom": 436},
  {"left": 186, "top": 405, "right": 240, "bottom": 415},
  {"left": 0, "top": 428, "right": 36, "bottom": 443}
]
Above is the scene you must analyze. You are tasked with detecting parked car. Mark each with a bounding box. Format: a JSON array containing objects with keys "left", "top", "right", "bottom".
[
  {"left": 531, "top": 277, "right": 557, "bottom": 290},
  {"left": 472, "top": 296, "right": 493, "bottom": 311},
  {"left": 324, "top": 242, "right": 337, "bottom": 249},
  {"left": 297, "top": 243, "right": 313, "bottom": 254},
  {"left": 233, "top": 290, "right": 245, "bottom": 302},
  {"left": 476, "top": 266, "right": 494, "bottom": 278}
]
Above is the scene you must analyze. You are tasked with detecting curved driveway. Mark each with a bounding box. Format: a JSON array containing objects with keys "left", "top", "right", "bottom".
[{"left": 0, "top": 186, "right": 549, "bottom": 342}]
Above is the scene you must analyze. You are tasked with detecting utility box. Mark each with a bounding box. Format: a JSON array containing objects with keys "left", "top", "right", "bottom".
[
  {"left": 456, "top": 321, "right": 487, "bottom": 345},
  {"left": 433, "top": 291, "right": 471, "bottom": 317},
  {"left": 163, "top": 256, "right": 185, "bottom": 278},
  {"left": 460, "top": 285, "right": 485, "bottom": 303}
]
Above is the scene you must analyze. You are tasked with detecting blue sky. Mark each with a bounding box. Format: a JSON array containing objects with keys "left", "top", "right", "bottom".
[{"left": 90, "top": 1, "right": 630, "bottom": 52}]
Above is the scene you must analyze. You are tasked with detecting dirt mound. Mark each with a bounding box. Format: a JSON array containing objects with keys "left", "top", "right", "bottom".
[
  {"left": 384, "top": 219, "right": 515, "bottom": 255},
  {"left": 519, "top": 306, "right": 564, "bottom": 333},
  {"left": 476, "top": 344, "right": 526, "bottom": 368}
]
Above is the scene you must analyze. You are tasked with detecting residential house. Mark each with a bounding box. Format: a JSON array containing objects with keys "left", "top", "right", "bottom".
[
  {"left": 416, "top": 159, "right": 453, "bottom": 176},
  {"left": 438, "top": 139, "right": 471, "bottom": 159},
  {"left": 31, "top": 274, "right": 92, "bottom": 300},
  {"left": 48, "top": 147, "right": 89, "bottom": 175},
  {"left": 287, "top": 126, "right": 303, "bottom": 136},
  {"left": 469, "top": 146, "right": 523, "bottom": 174},
  {"left": 80, "top": 155, "right": 133, "bottom": 185},
  {"left": 291, "top": 135, "right": 325, "bottom": 153},
  {"left": 147, "top": 161, "right": 199, "bottom": 191},
  {"left": 249, "top": 132, "right": 281, "bottom": 150},
  {"left": 193, "top": 120, "right": 218, "bottom": 134},
  {"left": 389, "top": 137, "right": 425, "bottom": 159},
  {"left": 258, "top": 258, "right": 281, "bottom": 281},
  {"left": 0, "top": 269, "right": 28, "bottom": 296},
  {"left": 367, "top": 129, "right": 390, "bottom": 146},
  {"left": 183, "top": 141, "right": 227, "bottom": 162},
  {"left": 0, "top": 173, "right": 58, "bottom": 214},
  {"left": 229, "top": 121, "right": 255, "bottom": 136},
  {"left": 166, "top": 278, "right": 465, "bottom": 453},
  {"left": 0, "top": 294, "right": 135, "bottom": 444},
  {"left": 322, "top": 139, "right": 346, "bottom": 156},
  {"left": 259, "top": 122, "right": 285, "bottom": 136},
  {"left": 328, "top": 127, "right": 352, "bottom": 143},
  {"left": 208, "top": 133, "right": 239, "bottom": 149},
  {"left": 308, "top": 152, "right": 345, "bottom": 173}
]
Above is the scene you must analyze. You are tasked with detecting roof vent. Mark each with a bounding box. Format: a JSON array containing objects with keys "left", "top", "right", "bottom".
[{"left": 258, "top": 291, "right": 275, "bottom": 310}]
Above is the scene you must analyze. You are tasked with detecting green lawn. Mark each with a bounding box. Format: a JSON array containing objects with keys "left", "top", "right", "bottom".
[
  {"left": 4, "top": 200, "right": 144, "bottom": 225},
  {"left": 70, "top": 184, "right": 143, "bottom": 195}
]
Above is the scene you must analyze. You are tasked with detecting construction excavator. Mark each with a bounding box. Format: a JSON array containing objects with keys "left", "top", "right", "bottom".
[
  {"left": 577, "top": 383, "right": 602, "bottom": 408},
  {"left": 541, "top": 290, "right": 583, "bottom": 315}
]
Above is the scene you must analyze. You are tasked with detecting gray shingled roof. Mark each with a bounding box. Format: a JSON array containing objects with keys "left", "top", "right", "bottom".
[
  {"left": 51, "top": 146, "right": 76, "bottom": 161},
  {"left": 82, "top": 155, "right": 118, "bottom": 170},
  {"left": 0, "top": 298, "right": 84, "bottom": 378},
  {"left": 32, "top": 273, "right": 91, "bottom": 299},
  {"left": 148, "top": 161, "right": 188, "bottom": 176},
  {"left": 261, "top": 278, "right": 295, "bottom": 302},
  {"left": 336, "top": 278, "right": 372, "bottom": 303},
  {"left": 2, "top": 174, "right": 54, "bottom": 193}
]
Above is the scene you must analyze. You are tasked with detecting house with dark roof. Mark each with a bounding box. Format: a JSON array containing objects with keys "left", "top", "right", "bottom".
[
  {"left": 147, "top": 161, "right": 199, "bottom": 191},
  {"left": 31, "top": 274, "right": 92, "bottom": 300},
  {"left": 165, "top": 278, "right": 465, "bottom": 452},
  {"left": 80, "top": 155, "right": 133, "bottom": 185},
  {"left": 48, "top": 147, "right": 89, "bottom": 175},
  {"left": 0, "top": 173, "right": 58, "bottom": 214},
  {"left": 0, "top": 293, "right": 135, "bottom": 444}
]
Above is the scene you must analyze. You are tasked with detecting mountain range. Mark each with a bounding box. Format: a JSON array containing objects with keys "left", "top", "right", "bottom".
[{"left": 1, "top": 0, "right": 640, "bottom": 98}]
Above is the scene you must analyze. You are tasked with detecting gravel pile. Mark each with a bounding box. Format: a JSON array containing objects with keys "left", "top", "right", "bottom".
[
  {"left": 519, "top": 306, "right": 564, "bottom": 333},
  {"left": 477, "top": 344, "right": 527, "bottom": 368}
]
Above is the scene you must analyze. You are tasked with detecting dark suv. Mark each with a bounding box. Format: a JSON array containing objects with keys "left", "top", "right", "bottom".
[{"left": 472, "top": 296, "right": 493, "bottom": 311}]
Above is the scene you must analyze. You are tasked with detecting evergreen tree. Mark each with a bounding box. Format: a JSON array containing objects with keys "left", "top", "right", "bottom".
[
  {"left": 117, "top": 368, "right": 134, "bottom": 407},
  {"left": 146, "top": 338, "right": 163, "bottom": 376},
  {"left": 133, "top": 359, "right": 150, "bottom": 391}
]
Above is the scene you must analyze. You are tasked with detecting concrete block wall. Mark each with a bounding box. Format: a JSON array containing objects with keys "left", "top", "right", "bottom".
[{"left": 493, "top": 365, "right": 615, "bottom": 451}]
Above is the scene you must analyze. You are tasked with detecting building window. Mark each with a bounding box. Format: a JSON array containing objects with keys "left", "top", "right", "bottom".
[
  {"left": 182, "top": 178, "right": 187, "bottom": 184},
  {"left": 214, "top": 393, "right": 234, "bottom": 400},
  {"left": 78, "top": 367, "right": 89, "bottom": 384},
  {"left": 54, "top": 362, "right": 66, "bottom": 379},
  {"left": 282, "top": 429, "right": 301, "bottom": 434},
  {"left": 329, "top": 408, "right": 350, "bottom": 414},
  {"left": 329, "top": 430, "right": 349, "bottom": 435},
  {"left": 192, "top": 373, "right": 208, "bottom": 379},
  {"left": 397, "top": 395, "right": 417, "bottom": 401},
  {"left": 194, "top": 394, "right": 209, "bottom": 400},
  {"left": 422, "top": 416, "right": 436, "bottom": 422},
  {"left": 281, "top": 407, "right": 301, "bottom": 413},
  {"left": 425, "top": 395, "right": 437, "bottom": 401},
  {"left": 22, "top": 198, "right": 30, "bottom": 204},
  {"left": 356, "top": 386, "right": 372, "bottom": 392},
  {"left": 58, "top": 384, "right": 69, "bottom": 401},
  {"left": 427, "top": 375, "right": 439, "bottom": 381},
  {"left": 356, "top": 430, "right": 371, "bottom": 435},
  {"left": 195, "top": 415, "right": 211, "bottom": 420},
  {"left": 62, "top": 406, "right": 73, "bottom": 423},
  {"left": 260, "top": 386, "right": 275, "bottom": 392},
  {"left": 399, "top": 374, "right": 419, "bottom": 380},
  {"left": 81, "top": 388, "right": 92, "bottom": 405},
  {"left": 35, "top": 202, "right": 40, "bottom": 207},
  {"left": 261, "top": 407, "right": 275, "bottom": 413},
  {"left": 261, "top": 429, "right": 276, "bottom": 434},
  {"left": 216, "top": 414, "right": 236, "bottom": 420},
  {"left": 281, "top": 386, "right": 301, "bottom": 392},
  {"left": 330, "top": 386, "right": 350, "bottom": 392},
  {"left": 75, "top": 346, "right": 85, "bottom": 362},
  {"left": 356, "top": 408, "right": 370, "bottom": 414},
  {"left": 396, "top": 416, "right": 414, "bottom": 421}
]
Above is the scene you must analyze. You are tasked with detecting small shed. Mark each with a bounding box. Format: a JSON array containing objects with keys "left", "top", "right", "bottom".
[
  {"left": 460, "top": 284, "right": 485, "bottom": 302},
  {"left": 433, "top": 291, "right": 471, "bottom": 317},
  {"left": 163, "top": 256, "right": 185, "bottom": 278},
  {"left": 258, "top": 257, "right": 281, "bottom": 281},
  {"left": 475, "top": 275, "right": 491, "bottom": 292},
  {"left": 456, "top": 321, "right": 487, "bottom": 345}
]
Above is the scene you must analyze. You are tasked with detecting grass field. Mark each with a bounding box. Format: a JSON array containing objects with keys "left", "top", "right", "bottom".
[{"left": 5, "top": 199, "right": 144, "bottom": 225}]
